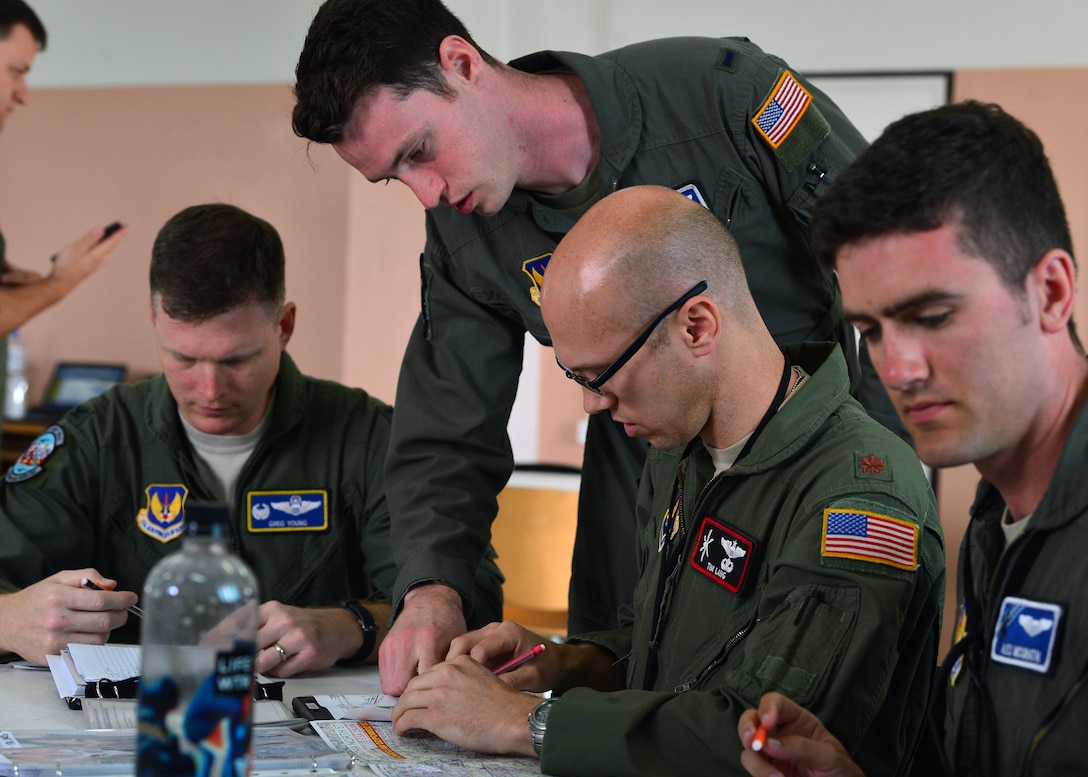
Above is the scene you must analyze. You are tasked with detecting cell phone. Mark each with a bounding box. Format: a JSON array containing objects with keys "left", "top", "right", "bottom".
[{"left": 98, "top": 221, "right": 123, "bottom": 243}]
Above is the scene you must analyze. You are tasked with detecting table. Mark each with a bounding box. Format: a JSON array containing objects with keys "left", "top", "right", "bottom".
[{"left": 0, "top": 661, "right": 382, "bottom": 731}]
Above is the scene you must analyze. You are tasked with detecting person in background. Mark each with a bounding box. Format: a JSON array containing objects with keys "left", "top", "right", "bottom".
[
  {"left": 0, "top": 0, "right": 125, "bottom": 335},
  {"left": 0, "top": 202, "right": 503, "bottom": 676},
  {"left": 391, "top": 186, "right": 944, "bottom": 777},
  {"left": 291, "top": 0, "right": 906, "bottom": 695},
  {"left": 737, "top": 101, "right": 1088, "bottom": 775}
]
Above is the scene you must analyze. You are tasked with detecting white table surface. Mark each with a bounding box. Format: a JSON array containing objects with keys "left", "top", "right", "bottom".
[{"left": 0, "top": 660, "right": 382, "bottom": 731}]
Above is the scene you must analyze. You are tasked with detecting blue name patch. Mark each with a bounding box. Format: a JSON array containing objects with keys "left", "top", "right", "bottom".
[
  {"left": 247, "top": 490, "right": 328, "bottom": 532},
  {"left": 990, "top": 596, "right": 1062, "bottom": 674}
]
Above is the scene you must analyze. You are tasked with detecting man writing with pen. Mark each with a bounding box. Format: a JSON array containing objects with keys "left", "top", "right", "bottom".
[
  {"left": 388, "top": 186, "right": 945, "bottom": 777},
  {"left": 0, "top": 202, "right": 503, "bottom": 677}
]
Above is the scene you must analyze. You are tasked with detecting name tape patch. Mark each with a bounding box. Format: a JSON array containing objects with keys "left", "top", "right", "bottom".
[
  {"left": 248, "top": 490, "right": 328, "bottom": 532},
  {"left": 689, "top": 515, "right": 756, "bottom": 594},
  {"left": 990, "top": 596, "right": 1062, "bottom": 674}
]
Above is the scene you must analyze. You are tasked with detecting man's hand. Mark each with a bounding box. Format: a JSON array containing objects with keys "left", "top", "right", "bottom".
[
  {"left": 737, "top": 692, "right": 866, "bottom": 777},
  {"left": 393, "top": 654, "right": 540, "bottom": 757},
  {"left": 379, "top": 584, "right": 467, "bottom": 695},
  {"left": 0, "top": 569, "right": 137, "bottom": 665},
  {"left": 255, "top": 600, "right": 390, "bottom": 678},
  {"left": 48, "top": 223, "right": 126, "bottom": 289}
]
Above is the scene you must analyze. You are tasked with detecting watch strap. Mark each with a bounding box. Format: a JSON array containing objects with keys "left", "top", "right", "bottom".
[{"left": 337, "top": 599, "right": 378, "bottom": 665}]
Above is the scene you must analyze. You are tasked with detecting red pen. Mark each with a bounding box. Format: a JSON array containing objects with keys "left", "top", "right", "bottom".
[
  {"left": 492, "top": 643, "right": 546, "bottom": 675},
  {"left": 751, "top": 723, "right": 769, "bottom": 752}
]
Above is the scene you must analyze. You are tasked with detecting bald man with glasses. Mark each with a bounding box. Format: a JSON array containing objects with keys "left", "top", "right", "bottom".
[{"left": 387, "top": 186, "right": 945, "bottom": 777}]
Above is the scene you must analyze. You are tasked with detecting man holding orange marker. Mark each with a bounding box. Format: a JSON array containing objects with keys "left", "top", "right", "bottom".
[{"left": 389, "top": 187, "right": 944, "bottom": 776}]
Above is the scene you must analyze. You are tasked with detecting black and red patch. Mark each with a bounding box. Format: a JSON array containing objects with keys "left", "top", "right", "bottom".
[{"left": 689, "top": 515, "right": 756, "bottom": 594}]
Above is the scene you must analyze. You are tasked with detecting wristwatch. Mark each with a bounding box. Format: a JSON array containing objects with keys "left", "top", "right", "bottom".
[
  {"left": 528, "top": 698, "right": 557, "bottom": 756},
  {"left": 337, "top": 599, "right": 378, "bottom": 664}
]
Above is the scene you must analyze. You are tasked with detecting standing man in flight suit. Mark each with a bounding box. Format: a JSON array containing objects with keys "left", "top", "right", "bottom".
[{"left": 292, "top": 0, "right": 905, "bottom": 694}]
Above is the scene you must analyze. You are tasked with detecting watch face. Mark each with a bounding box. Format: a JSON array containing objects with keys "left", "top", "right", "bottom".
[{"left": 532, "top": 699, "right": 556, "bottom": 725}]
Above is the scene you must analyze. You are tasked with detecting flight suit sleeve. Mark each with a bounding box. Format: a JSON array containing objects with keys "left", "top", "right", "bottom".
[
  {"left": 383, "top": 241, "right": 524, "bottom": 617},
  {"left": 351, "top": 398, "right": 397, "bottom": 602},
  {"left": 0, "top": 420, "right": 103, "bottom": 593},
  {"left": 731, "top": 51, "right": 868, "bottom": 229}
]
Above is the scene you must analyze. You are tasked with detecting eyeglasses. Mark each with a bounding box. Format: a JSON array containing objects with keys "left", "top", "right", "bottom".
[{"left": 555, "top": 280, "right": 709, "bottom": 395}]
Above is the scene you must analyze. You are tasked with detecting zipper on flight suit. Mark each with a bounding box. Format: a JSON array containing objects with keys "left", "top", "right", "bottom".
[
  {"left": 673, "top": 619, "right": 755, "bottom": 693},
  {"left": 1024, "top": 668, "right": 1088, "bottom": 774}
]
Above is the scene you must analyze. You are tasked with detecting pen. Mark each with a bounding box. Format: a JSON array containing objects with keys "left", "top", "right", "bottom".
[
  {"left": 81, "top": 577, "right": 146, "bottom": 619},
  {"left": 750, "top": 723, "right": 768, "bottom": 752},
  {"left": 492, "top": 643, "right": 546, "bottom": 675}
]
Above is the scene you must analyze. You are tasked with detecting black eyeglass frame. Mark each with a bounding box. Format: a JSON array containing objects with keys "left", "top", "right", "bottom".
[{"left": 555, "top": 280, "right": 709, "bottom": 395}]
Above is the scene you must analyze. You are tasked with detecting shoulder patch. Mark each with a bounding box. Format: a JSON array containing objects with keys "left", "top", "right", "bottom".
[
  {"left": 821, "top": 507, "right": 918, "bottom": 571},
  {"left": 752, "top": 70, "right": 830, "bottom": 172},
  {"left": 6, "top": 424, "right": 65, "bottom": 483}
]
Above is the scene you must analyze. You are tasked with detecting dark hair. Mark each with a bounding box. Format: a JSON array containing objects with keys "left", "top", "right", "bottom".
[
  {"left": 293, "top": 0, "right": 497, "bottom": 144},
  {"left": 0, "top": 0, "right": 46, "bottom": 49},
  {"left": 812, "top": 100, "right": 1074, "bottom": 291},
  {"left": 150, "top": 203, "right": 285, "bottom": 322}
]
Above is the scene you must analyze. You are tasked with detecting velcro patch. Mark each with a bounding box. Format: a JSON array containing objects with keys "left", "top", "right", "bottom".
[
  {"left": 248, "top": 490, "right": 328, "bottom": 532},
  {"left": 752, "top": 70, "right": 829, "bottom": 171},
  {"left": 675, "top": 183, "right": 709, "bottom": 209},
  {"left": 136, "top": 484, "right": 188, "bottom": 543},
  {"left": 522, "top": 253, "right": 551, "bottom": 307},
  {"left": 821, "top": 508, "right": 918, "bottom": 571},
  {"left": 990, "top": 596, "right": 1062, "bottom": 674},
  {"left": 6, "top": 424, "right": 64, "bottom": 483},
  {"left": 689, "top": 515, "right": 756, "bottom": 594}
]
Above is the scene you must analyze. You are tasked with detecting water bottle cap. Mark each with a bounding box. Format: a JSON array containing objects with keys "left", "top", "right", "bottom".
[{"left": 184, "top": 500, "right": 230, "bottom": 535}]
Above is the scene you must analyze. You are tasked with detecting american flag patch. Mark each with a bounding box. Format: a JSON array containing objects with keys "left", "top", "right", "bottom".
[
  {"left": 821, "top": 508, "right": 919, "bottom": 571},
  {"left": 752, "top": 70, "right": 812, "bottom": 148}
]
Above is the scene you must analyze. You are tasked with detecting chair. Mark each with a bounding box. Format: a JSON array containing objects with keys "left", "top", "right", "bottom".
[{"left": 491, "top": 464, "right": 580, "bottom": 639}]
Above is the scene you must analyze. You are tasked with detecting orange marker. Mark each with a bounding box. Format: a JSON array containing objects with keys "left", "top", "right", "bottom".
[{"left": 751, "top": 723, "right": 768, "bottom": 752}]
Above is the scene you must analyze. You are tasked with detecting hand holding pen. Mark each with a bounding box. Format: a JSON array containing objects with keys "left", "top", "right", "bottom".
[
  {"left": 81, "top": 576, "right": 145, "bottom": 619},
  {"left": 492, "top": 643, "right": 546, "bottom": 675}
]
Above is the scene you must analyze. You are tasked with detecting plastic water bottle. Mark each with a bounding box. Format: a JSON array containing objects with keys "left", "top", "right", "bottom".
[
  {"left": 136, "top": 501, "right": 260, "bottom": 777},
  {"left": 4, "top": 329, "right": 28, "bottom": 420}
]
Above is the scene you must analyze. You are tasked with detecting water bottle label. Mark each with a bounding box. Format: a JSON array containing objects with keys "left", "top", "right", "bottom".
[{"left": 137, "top": 643, "right": 256, "bottom": 777}]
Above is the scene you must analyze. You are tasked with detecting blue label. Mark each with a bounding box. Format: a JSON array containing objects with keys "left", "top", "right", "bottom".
[
  {"left": 247, "top": 490, "right": 328, "bottom": 532},
  {"left": 990, "top": 596, "right": 1062, "bottom": 674}
]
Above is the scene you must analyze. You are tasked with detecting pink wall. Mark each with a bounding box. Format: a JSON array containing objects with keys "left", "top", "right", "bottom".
[
  {"left": 933, "top": 68, "right": 1088, "bottom": 655},
  {"left": 0, "top": 84, "right": 422, "bottom": 408}
]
